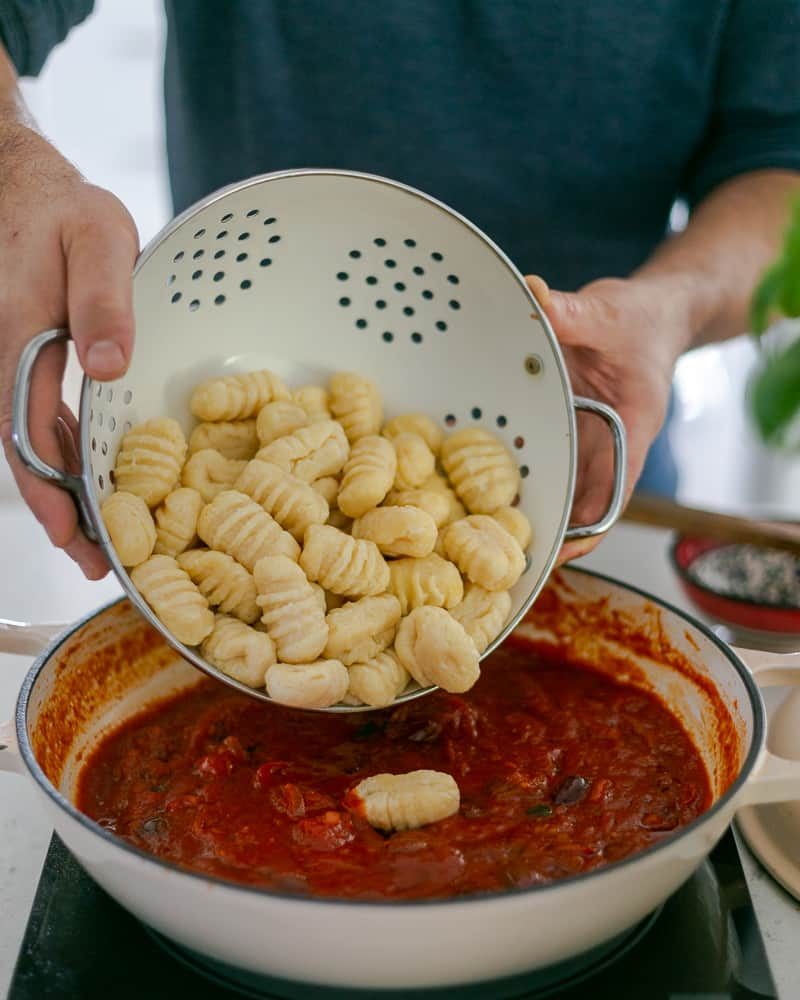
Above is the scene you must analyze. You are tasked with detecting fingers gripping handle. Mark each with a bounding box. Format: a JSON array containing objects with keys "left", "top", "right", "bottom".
[
  {"left": 12, "top": 328, "right": 98, "bottom": 542},
  {"left": 564, "top": 397, "right": 627, "bottom": 541}
]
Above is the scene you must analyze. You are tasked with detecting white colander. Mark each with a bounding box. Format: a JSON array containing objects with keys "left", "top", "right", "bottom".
[{"left": 14, "top": 169, "right": 625, "bottom": 709}]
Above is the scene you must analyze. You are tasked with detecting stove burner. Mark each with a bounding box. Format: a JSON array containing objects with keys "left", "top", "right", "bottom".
[{"left": 146, "top": 910, "right": 661, "bottom": 1000}]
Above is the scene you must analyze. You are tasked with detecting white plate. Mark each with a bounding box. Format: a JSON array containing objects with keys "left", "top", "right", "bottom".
[{"left": 737, "top": 687, "right": 800, "bottom": 902}]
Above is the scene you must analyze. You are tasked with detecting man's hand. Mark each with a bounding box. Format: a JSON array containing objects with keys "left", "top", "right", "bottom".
[
  {"left": 527, "top": 275, "right": 689, "bottom": 565},
  {"left": 0, "top": 121, "right": 139, "bottom": 578}
]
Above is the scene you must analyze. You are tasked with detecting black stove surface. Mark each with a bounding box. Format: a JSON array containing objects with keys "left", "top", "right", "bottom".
[{"left": 9, "top": 831, "right": 777, "bottom": 999}]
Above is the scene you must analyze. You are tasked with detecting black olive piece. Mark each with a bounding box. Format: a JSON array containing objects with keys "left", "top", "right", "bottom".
[{"left": 554, "top": 775, "right": 590, "bottom": 805}]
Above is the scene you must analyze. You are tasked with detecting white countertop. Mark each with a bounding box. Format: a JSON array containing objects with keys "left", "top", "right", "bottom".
[{"left": 0, "top": 511, "right": 798, "bottom": 997}]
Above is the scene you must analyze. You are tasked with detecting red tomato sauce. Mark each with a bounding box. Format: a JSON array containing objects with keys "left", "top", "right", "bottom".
[{"left": 76, "top": 637, "right": 712, "bottom": 900}]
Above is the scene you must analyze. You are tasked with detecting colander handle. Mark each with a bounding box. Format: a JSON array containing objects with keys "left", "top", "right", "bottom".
[
  {"left": 12, "top": 328, "right": 99, "bottom": 542},
  {"left": 564, "top": 397, "right": 627, "bottom": 541}
]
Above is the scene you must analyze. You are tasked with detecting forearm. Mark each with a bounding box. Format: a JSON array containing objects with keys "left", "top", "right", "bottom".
[{"left": 633, "top": 169, "right": 800, "bottom": 354}]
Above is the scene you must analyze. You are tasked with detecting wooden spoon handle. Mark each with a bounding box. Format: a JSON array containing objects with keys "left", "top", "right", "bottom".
[{"left": 622, "top": 494, "right": 800, "bottom": 556}]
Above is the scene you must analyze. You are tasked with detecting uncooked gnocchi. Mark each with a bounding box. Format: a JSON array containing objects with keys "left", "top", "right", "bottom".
[
  {"left": 492, "top": 505, "right": 532, "bottom": 550},
  {"left": 177, "top": 549, "right": 260, "bottom": 624},
  {"left": 441, "top": 515, "right": 525, "bottom": 591},
  {"left": 256, "top": 400, "right": 309, "bottom": 446},
  {"left": 188, "top": 420, "right": 258, "bottom": 461},
  {"left": 105, "top": 363, "right": 534, "bottom": 707},
  {"left": 352, "top": 506, "right": 437, "bottom": 558},
  {"left": 181, "top": 449, "right": 247, "bottom": 503},
  {"left": 101, "top": 491, "right": 156, "bottom": 567},
  {"left": 201, "top": 614, "right": 276, "bottom": 687},
  {"left": 235, "top": 459, "right": 328, "bottom": 541},
  {"left": 348, "top": 770, "right": 460, "bottom": 831},
  {"left": 450, "top": 583, "right": 512, "bottom": 653},
  {"left": 347, "top": 650, "right": 410, "bottom": 709},
  {"left": 256, "top": 419, "right": 349, "bottom": 483},
  {"left": 113, "top": 418, "right": 187, "bottom": 507},
  {"left": 395, "top": 606, "right": 480, "bottom": 693},
  {"left": 130, "top": 554, "right": 214, "bottom": 646},
  {"left": 311, "top": 476, "right": 340, "bottom": 506},
  {"left": 301, "top": 524, "right": 390, "bottom": 598},
  {"left": 388, "top": 553, "right": 463, "bottom": 616},
  {"left": 265, "top": 659, "right": 349, "bottom": 709},
  {"left": 391, "top": 432, "right": 436, "bottom": 490},
  {"left": 382, "top": 413, "right": 443, "bottom": 455},
  {"left": 253, "top": 555, "right": 329, "bottom": 663},
  {"left": 153, "top": 487, "right": 204, "bottom": 557},
  {"left": 329, "top": 372, "right": 382, "bottom": 442},
  {"left": 190, "top": 369, "right": 290, "bottom": 421},
  {"left": 337, "top": 434, "right": 396, "bottom": 518},
  {"left": 197, "top": 490, "right": 300, "bottom": 571},
  {"left": 383, "top": 487, "right": 452, "bottom": 529},
  {"left": 440, "top": 428, "right": 519, "bottom": 514},
  {"left": 324, "top": 593, "right": 402, "bottom": 665},
  {"left": 293, "top": 384, "right": 331, "bottom": 422}
]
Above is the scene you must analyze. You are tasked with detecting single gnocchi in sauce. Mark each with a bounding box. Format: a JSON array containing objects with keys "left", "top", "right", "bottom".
[{"left": 106, "top": 365, "right": 531, "bottom": 708}]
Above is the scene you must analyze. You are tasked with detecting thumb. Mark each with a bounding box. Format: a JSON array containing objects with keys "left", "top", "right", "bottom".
[
  {"left": 64, "top": 194, "right": 139, "bottom": 380},
  {"left": 525, "top": 275, "right": 587, "bottom": 346}
]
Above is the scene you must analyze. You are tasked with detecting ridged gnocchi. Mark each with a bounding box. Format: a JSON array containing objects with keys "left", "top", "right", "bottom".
[
  {"left": 190, "top": 369, "right": 290, "bottom": 421},
  {"left": 352, "top": 506, "right": 437, "bottom": 558},
  {"left": 265, "top": 659, "right": 349, "bottom": 709},
  {"left": 387, "top": 553, "right": 463, "bottom": 616},
  {"left": 329, "top": 372, "right": 382, "bottom": 442},
  {"left": 103, "top": 364, "right": 534, "bottom": 706},
  {"left": 177, "top": 548, "right": 260, "bottom": 623},
  {"left": 383, "top": 487, "right": 452, "bottom": 529},
  {"left": 256, "top": 419, "right": 349, "bottom": 483},
  {"left": 293, "top": 384, "right": 331, "bottom": 422},
  {"left": 311, "top": 476, "right": 340, "bottom": 506},
  {"left": 324, "top": 593, "right": 401, "bottom": 665},
  {"left": 153, "top": 487, "right": 204, "bottom": 557},
  {"left": 492, "top": 505, "right": 532, "bottom": 550},
  {"left": 197, "top": 490, "right": 300, "bottom": 571},
  {"left": 337, "top": 435, "right": 396, "bottom": 518},
  {"left": 113, "top": 418, "right": 187, "bottom": 507},
  {"left": 256, "top": 400, "right": 309, "bottom": 445},
  {"left": 441, "top": 515, "right": 525, "bottom": 591},
  {"left": 181, "top": 449, "right": 247, "bottom": 503},
  {"left": 392, "top": 432, "right": 435, "bottom": 490},
  {"left": 450, "top": 584, "right": 512, "bottom": 653},
  {"left": 130, "top": 554, "right": 214, "bottom": 646},
  {"left": 395, "top": 606, "right": 480, "bottom": 693},
  {"left": 347, "top": 770, "right": 460, "bottom": 831},
  {"left": 188, "top": 420, "right": 258, "bottom": 461},
  {"left": 440, "top": 428, "right": 519, "bottom": 514},
  {"left": 253, "top": 555, "right": 329, "bottom": 663},
  {"left": 235, "top": 459, "right": 328, "bottom": 541},
  {"left": 101, "top": 491, "right": 156, "bottom": 567},
  {"left": 201, "top": 614, "right": 276, "bottom": 687},
  {"left": 301, "top": 524, "right": 390, "bottom": 598},
  {"left": 347, "top": 650, "right": 410, "bottom": 709},
  {"left": 382, "top": 413, "right": 443, "bottom": 455}
]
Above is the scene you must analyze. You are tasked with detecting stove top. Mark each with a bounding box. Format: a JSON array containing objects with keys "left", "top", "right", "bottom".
[{"left": 9, "top": 831, "right": 776, "bottom": 999}]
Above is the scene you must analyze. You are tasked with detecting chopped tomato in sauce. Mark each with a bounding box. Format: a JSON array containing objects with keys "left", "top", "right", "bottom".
[{"left": 77, "top": 637, "right": 711, "bottom": 900}]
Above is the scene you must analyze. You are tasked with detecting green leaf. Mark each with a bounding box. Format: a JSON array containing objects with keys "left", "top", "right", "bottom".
[
  {"left": 526, "top": 803, "right": 553, "bottom": 818},
  {"left": 750, "top": 338, "right": 800, "bottom": 441},
  {"left": 750, "top": 263, "right": 786, "bottom": 336}
]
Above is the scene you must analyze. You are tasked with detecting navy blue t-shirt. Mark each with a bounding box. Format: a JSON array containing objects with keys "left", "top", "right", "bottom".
[{"left": 3, "top": 1, "right": 800, "bottom": 490}]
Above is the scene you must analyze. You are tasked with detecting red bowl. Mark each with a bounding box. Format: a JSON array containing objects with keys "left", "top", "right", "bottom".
[{"left": 670, "top": 535, "right": 800, "bottom": 637}]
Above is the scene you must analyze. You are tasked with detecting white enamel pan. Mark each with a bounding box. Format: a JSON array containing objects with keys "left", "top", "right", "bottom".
[{"left": 2, "top": 566, "right": 799, "bottom": 992}]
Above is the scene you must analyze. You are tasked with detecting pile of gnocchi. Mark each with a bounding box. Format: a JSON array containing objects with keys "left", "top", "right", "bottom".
[{"left": 101, "top": 368, "right": 531, "bottom": 710}]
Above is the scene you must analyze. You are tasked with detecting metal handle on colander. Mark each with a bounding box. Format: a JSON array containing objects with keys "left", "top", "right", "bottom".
[
  {"left": 12, "top": 328, "right": 98, "bottom": 542},
  {"left": 564, "top": 397, "right": 627, "bottom": 541}
]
